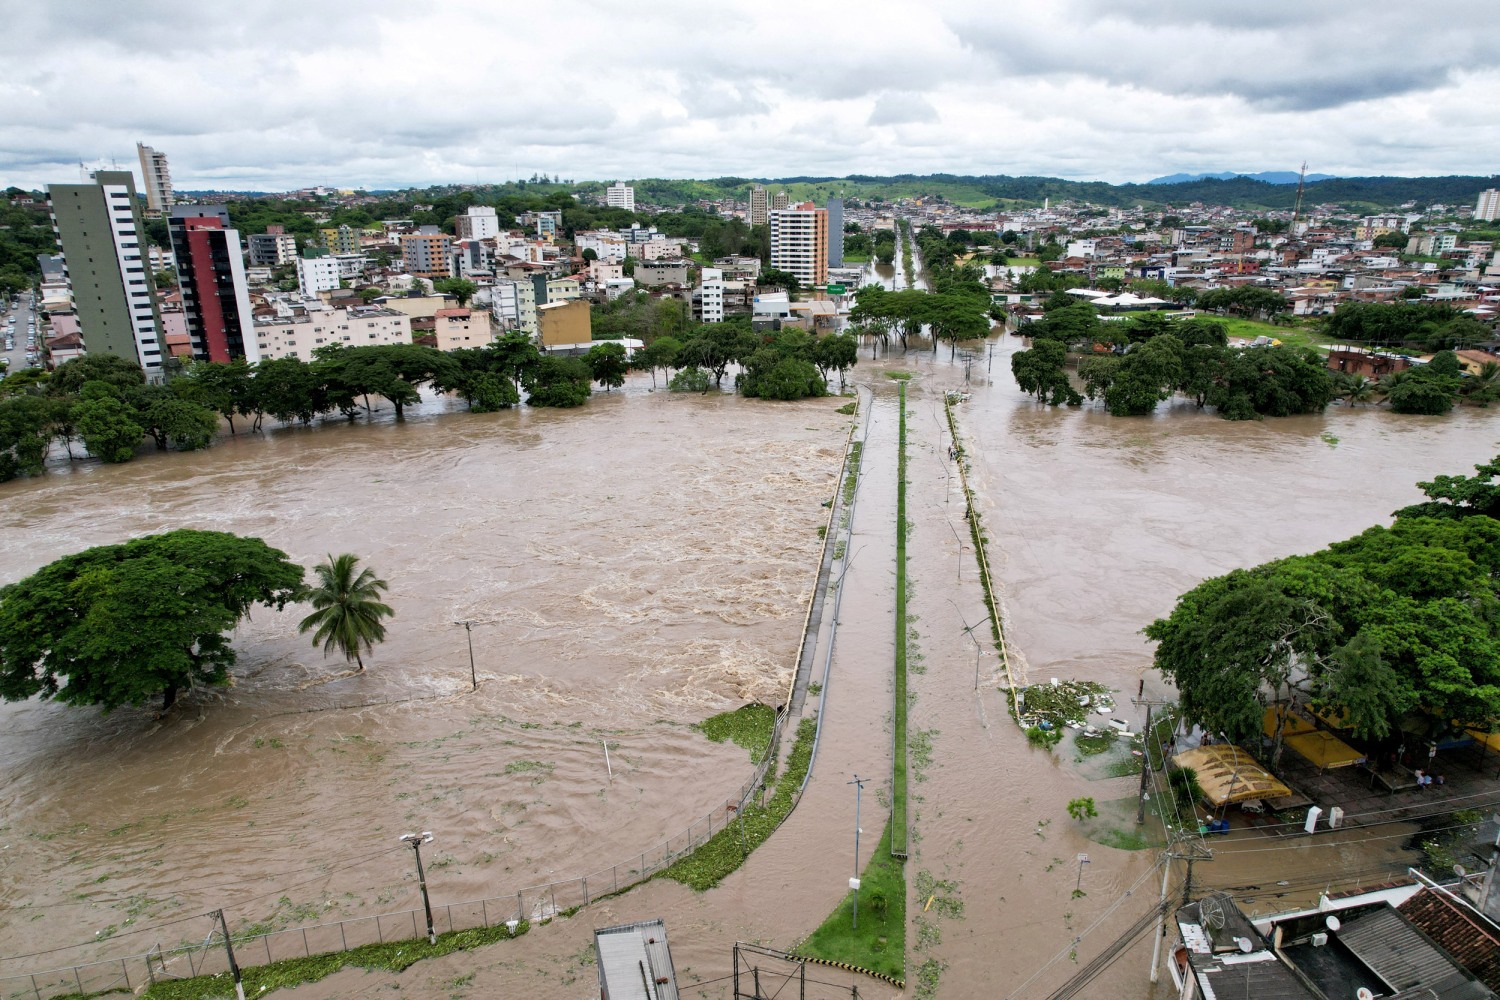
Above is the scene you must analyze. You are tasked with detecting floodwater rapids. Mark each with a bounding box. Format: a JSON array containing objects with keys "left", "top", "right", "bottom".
[{"left": 0, "top": 336, "right": 1494, "bottom": 997}]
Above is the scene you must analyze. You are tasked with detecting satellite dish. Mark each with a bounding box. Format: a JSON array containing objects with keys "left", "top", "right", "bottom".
[
  {"left": 1237, "top": 937, "right": 1253, "bottom": 954},
  {"left": 1325, "top": 915, "right": 1340, "bottom": 932},
  {"left": 1357, "top": 989, "right": 1375, "bottom": 1000},
  {"left": 1200, "top": 897, "right": 1227, "bottom": 931},
  {"left": 1455, "top": 864, "right": 1467, "bottom": 877}
]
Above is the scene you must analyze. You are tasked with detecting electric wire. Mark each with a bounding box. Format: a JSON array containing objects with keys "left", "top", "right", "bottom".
[{"left": 1006, "top": 856, "right": 1169, "bottom": 999}]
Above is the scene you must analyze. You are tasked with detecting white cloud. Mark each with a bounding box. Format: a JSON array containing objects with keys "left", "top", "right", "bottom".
[{"left": 0, "top": 0, "right": 1495, "bottom": 191}]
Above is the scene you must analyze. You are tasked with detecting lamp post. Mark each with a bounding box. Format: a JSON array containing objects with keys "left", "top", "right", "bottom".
[
  {"left": 848, "top": 775, "right": 866, "bottom": 930},
  {"left": 453, "top": 620, "right": 476, "bottom": 691},
  {"left": 401, "top": 831, "right": 437, "bottom": 944}
]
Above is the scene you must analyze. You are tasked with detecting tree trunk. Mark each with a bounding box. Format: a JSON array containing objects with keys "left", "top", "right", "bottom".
[
  {"left": 161, "top": 685, "right": 179, "bottom": 712},
  {"left": 355, "top": 652, "right": 365, "bottom": 672},
  {"left": 393, "top": 400, "right": 405, "bottom": 421}
]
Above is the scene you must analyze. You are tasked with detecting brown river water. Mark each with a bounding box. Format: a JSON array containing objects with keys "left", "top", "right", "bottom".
[{"left": 1, "top": 327, "right": 1495, "bottom": 998}]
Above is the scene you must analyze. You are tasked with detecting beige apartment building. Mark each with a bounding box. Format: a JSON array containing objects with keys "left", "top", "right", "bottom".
[
  {"left": 254, "top": 306, "right": 413, "bottom": 362},
  {"left": 433, "top": 308, "right": 493, "bottom": 351}
]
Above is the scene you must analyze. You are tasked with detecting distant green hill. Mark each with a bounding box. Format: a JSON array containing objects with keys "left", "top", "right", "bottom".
[{"left": 613, "top": 173, "right": 1500, "bottom": 212}]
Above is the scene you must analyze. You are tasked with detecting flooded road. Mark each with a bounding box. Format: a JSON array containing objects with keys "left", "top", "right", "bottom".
[{"left": 1, "top": 328, "right": 1494, "bottom": 997}]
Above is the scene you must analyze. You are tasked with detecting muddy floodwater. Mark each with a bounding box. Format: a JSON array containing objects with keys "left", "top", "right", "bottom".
[{"left": 1, "top": 338, "right": 1496, "bottom": 998}]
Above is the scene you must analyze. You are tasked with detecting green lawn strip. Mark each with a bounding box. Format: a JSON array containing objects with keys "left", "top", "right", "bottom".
[
  {"left": 139, "top": 922, "right": 529, "bottom": 1000},
  {"left": 697, "top": 703, "right": 777, "bottom": 762},
  {"left": 892, "top": 382, "right": 909, "bottom": 857},
  {"left": 662, "top": 717, "right": 817, "bottom": 891},
  {"left": 792, "top": 818, "right": 906, "bottom": 984},
  {"left": 1000, "top": 257, "right": 1042, "bottom": 268}
]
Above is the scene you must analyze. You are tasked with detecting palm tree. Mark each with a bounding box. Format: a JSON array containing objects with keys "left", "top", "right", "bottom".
[
  {"left": 1342, "top": 375, "right": 1376, "bottom": 407},
  {"left": 298, "top": 554, "right": 394, "bottom": 672}
]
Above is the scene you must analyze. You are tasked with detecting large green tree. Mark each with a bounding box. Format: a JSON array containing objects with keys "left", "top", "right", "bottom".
[
  {"left": 0, "top": 530, "right": 305, "bottom": 711},
  {"left": 297, "top": 553, "right": 394, "bottom": 673},
  {"left": 1147, "top": 511, "right": 1500, "bottom": 758},
  {"left": 585, "top": 341, "right": 629, "bottom": 391}
]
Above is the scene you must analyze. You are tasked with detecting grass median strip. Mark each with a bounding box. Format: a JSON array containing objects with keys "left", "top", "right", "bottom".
[
  {"left": 892, "top": 382, "right": 909, "bottom": 857},
  {"left": 793, "top": 818, "right": 906, "bottom": 983},
  {"left": 697, "top": 703, "right": 777, "bottom": 762}
]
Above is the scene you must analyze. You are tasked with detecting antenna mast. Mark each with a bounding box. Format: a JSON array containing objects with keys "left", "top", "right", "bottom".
[{"left": 1291, "top": 161, "right": 1308, "bottom": 233}]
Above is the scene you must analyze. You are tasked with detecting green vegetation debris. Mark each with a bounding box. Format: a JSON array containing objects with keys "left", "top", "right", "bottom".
[
  {"left": 697, "top": 703, "right": 777, "bottom": 762},
  {"left": 1018, "top": 679, "right": 1114, "bottom": 730},
  {"left": 662, "top": 717, "right": 815, "bottom": 891}
]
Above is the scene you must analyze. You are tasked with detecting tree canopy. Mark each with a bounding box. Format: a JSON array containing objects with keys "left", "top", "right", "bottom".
[
  {"left": 1146, "top": 503, "right": 1500, "bottom": 759},
  {"left": 0, "top": 530, "right": 306, "bottom": 712}
]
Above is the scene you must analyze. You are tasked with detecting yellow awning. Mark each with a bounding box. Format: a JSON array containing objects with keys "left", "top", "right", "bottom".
[
  {"left": 1171, "top": 745, "right": 1292, "bottom": 806},
  {"left": 1469, "top": 728, "right": 1500, "bottom": 754},
  {"left": 1263, "top": 705, "right": 1317, "bottom": 738}
]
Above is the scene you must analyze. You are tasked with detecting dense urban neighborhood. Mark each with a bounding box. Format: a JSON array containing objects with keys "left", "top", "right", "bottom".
[{"left": 4, "top": 153, "right": 1500, "bottom": 1000}]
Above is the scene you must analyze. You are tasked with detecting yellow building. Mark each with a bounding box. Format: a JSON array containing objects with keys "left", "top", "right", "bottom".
[{"left": 538, "top": 299, "right": 592, "bottom": 348}]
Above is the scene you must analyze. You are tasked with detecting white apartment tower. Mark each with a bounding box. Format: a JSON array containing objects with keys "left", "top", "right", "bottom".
[
  {"left": 455, "top": 205, "right": 500, "bottom": 240},
  {"left": 606, "top": 181, "right": 636, "bottom": 212},
  {"left": 749, "top": 185, "right": 768, "bottom": 227},
  {"left": 135, "top": 142, "right": 175, "bottom": 214},
  {"left": 296, "top": 255, "right": 341, "bottom": 297},
  {"left": 769, "top": 202, "right": 828, "bottom": 289},
  {"left": 47, "top": 170, "right": 165, "bottom": 376},
  {"left": 697, "top": 267, "right": 725, "bottom": 324},
  {"left": 1477, "top": 188, "right": 1500, "bottom": 223}
]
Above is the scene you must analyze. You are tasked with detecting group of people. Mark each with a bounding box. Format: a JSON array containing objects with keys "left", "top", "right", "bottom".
[{"left": 1413, "top": 769, "right": 1445, "bottom": 789}]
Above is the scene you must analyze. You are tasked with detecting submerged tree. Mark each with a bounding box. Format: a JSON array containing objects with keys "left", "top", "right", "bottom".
[
  {"left": 0, "top": 530, "right": 305, "bottom": 712},
  {"left": 298, "top": 554, "right": 395, "bottom": 673}
]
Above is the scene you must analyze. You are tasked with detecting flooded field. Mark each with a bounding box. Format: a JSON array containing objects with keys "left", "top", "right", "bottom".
[
  {"left": 1, "top": 334, "right": 1495, "bottom": 997},
  {"left": 0, "top": 385, "right": 849, "bottom": 970}
]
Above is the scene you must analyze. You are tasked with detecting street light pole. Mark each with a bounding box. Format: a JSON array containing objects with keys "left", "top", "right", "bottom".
[
  {"left": 401, "top": 831, "right": 437, "bottom": 944},
  {"left": 453, "top": 620, "right": 476, "bottom": 691},
  {"left": 848, "top": 775, "right": 866, "bottom": 930}
]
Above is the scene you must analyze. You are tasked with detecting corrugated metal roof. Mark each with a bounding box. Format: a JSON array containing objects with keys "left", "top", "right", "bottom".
[
  {"left": 595, "top": 920, "right": 680, "bottom": 1000},
  {"left": 1339, "top": 906, "right": 1497, "bottom": 1000}
]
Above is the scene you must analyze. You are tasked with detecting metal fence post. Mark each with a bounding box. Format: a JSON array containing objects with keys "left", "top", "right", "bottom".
[
  {"left": 265, "top": 937, "right": 272, "bottom": 964},
  {"left": 583, "top": 877, "right": 589, "bottom": 908},
  {"left": 481, "top": 899, "right": 489, "bottom": 928},
  {"left": 340, "top": 921, "right": 348, "bottom": 952},
  {"left": 517, "top": 891, "right": 523, "bottom": 922},
  {"left": 411, "top": 911, "right": 418, "bottom": 939},
  {"left": 121, "top": 959, "right": 130, "bottom": 990},
  {"left": 75, "top": 966, "right": 84, "bottom": 994},
  {"left": 31, "top": 973, "right": 41, "bottom": 1000}
]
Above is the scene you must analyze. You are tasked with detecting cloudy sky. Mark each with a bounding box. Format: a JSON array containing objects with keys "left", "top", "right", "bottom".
[{"left": 3, "top": 1, "right": 1496, "bottom": 192}]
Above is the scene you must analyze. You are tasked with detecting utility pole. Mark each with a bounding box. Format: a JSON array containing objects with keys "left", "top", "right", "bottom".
[
  {"left": 401, "top": 831, "right": 437, "bottom": 944},
  {"left": 1149, "top": 834, "right": 1214, "bottom": 984},
  {"left": 1137, "top": 704, "right": 1153, "bottom": 824},
  {"left": 848, "top": 775, "right": 866, "bottom": 930},
  {"left": 214, "top": 909, "right": 246, "bottom": 1000},
  {"left": 453, "top": 620, "right": 476, "bottom": 691}
]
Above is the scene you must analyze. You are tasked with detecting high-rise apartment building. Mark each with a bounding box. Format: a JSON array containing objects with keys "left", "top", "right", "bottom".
[
  {"left": 320, "top": 225, "right": 361, "bottom": 255},
  {"left": 749, "top": 185, "right": 768, "bottom": 227},
  {"left": 402, "top": 227, "right": 453, "bottom": 278},
  {"left": 826, "top": 198, "right": 844, "bottom": 268},
  {"left": 1478, "top": 188, "right": 1500, "bottom": 223},
  {"left": 769, "top": 202, "right": 828, "bottom": 289},
  {"left": 248, "top": 226, "right": 298, "bottom": 266},
  {"left": 605, "top": 181, "right": 635, "bottom": 213},
  {"left": 770, "top": 190, "right": 791, "bottom": 211},
  {"left": 168, "top": 205, "right": 259, "bottom": 363},
  {"left": 297, "top": 254, "right": 341, "bottom": 297},
  {"left": 135, "top": 143, "right": 175, "bottom": 214},
  {"left": 696, "top": 267, "right": 725, "bottom": 324},
  {"left": 47, "top": 170, "right": 165, "bottom": 376},
  {"left": 455, "top": 205, "right": 500, "bottom": 240}
]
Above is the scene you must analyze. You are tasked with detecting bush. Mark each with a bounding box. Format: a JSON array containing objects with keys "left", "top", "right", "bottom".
[
  {"left": 1026, "top": 725, "right": 1063, "bottom": 749},
  {"left": 1067, "top": 797, "right": 1098, "bottom": 821},
  {"left": 668, "top": 365, "right": 711, "bottom": 392}
]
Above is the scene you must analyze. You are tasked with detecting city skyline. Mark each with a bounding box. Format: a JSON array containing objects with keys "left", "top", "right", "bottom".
[{"left": 2, "top": 2, "right": 1497, "bottom": 193}]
